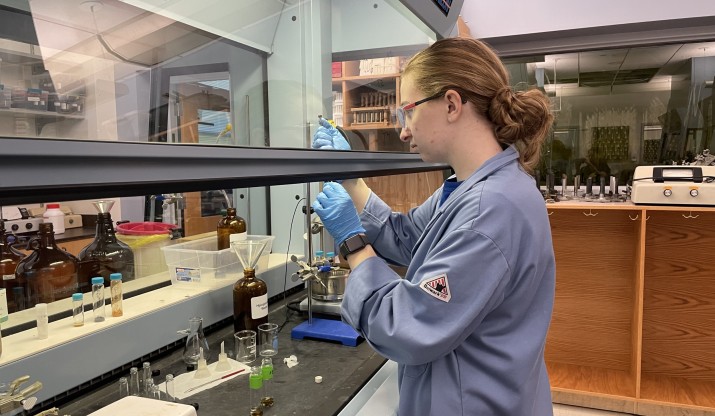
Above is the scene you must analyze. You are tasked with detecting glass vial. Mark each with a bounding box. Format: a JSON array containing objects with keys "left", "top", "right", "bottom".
[
  {"left": 249, "top": 366, "right": 263, "bottom": 416},
  {"left": 129, "top": 367, "right": 140, "bottom": 396},
  {"left": 217, "top": 207, "right": 247, "bottom": 250},
  {"left": 72, "top": 293, "right": 84, "bottom": 327},
  {"left": 118, "top": 377, "right": 129, "bottom": 398},
  {"left": 261, "top": 357, "right": 274, "bottom": 408},
  {"left": 142, "top": 362, "right": 152, "bottom": 396},
  {"left": 91, "top": 277, "right": 105, "bottom": 322},
  {"left": 110, "top": 273, "right": 123, "bottom": 317},
  {"left": 165, "top": 374, "right": 175, "bottom": 402}
]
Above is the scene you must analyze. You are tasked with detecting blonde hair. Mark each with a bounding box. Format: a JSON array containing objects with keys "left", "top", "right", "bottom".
[{"left": 403, "top": 38, "right": 554, "bottom": 173}]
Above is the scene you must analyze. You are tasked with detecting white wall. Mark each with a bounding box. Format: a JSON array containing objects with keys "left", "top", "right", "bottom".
[{"left": 462, "top": 0, "right": 715, "bottom": 39}]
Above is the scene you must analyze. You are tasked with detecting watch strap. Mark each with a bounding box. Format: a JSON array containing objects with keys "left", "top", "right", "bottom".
[{"left": 339, "top": 233, "right": 369, "bottom": 259}]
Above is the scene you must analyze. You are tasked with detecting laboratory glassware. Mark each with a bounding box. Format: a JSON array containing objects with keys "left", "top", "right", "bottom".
[
  {"left": 249, "top": 365, "right": 263, "bottom": 416},
  {"left": 216, "top": 207, "right": 246, "bottom": 250},
  {"left": 235, "top": 330, "right": 257, "bottom": 364},
  {"left": 77, "top": 200, "right": 135, "bottom": 291},
  {"left": 15, "top": 223, "right": 79, "bottom": 308},
  {"left": 0, "top": 220, "right": 25, "bottom": 313},
  {"left": 118, "top": 377, "right": 129, "bottom": 398},
  {"left": 109, "top": 273, "right": 123, "bottom": 317},
  {"left": 258, "top": 323, "right": 278, "bottom": 357},
  {"left": 232, "top": 238, "right": 269, "bottom": 332},
  {"left": 91, "top": 277, "right": 105, "bottom": 322},
  {"left": 261, "top": 357, "right": 274, "bottom": 408},
  {"left": 128, "top": 367, "right": 140, "bottom": 396},
  {"left": 71, "top": 293, "right": 84, "bottom": 327},
  {"left": 165, "top": 374, "right": 175, "bottom": 402},
  {"left": 178, "top": 317, "right": 210, "bottom": 365}
]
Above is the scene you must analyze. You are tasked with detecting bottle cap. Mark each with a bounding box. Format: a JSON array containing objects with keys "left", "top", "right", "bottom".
[
  {"left": 110, "top": 273, "right": 122, "bottom": 281},
  {"left": 315, "top": 375, "right": 323, "bottom": 383},
  {"left": 35, "top": 303, "right": 48, "bottom": 316},
  {"left": 326, "top": 252, "right": 335, "bottom": 258},
  {"left": 315, "top": 250, "right": 324, "bottom": 256},
  {"left": 91, "top": 277, "right": 104, "bottom": 285},
  {"left": 72, "top": 293, "right": 83, "bottom": 301},
  {"left": 46, "top": 203, "right": 60, "bottom": 209}
]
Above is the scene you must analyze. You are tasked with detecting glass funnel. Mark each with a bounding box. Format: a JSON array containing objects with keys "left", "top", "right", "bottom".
[{"left": 231, "top": 237, "right": 269, "bottom": 272}]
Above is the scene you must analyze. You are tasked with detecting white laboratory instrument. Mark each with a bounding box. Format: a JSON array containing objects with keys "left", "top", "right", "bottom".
[{"left": 631, "top": 165, "right": 715, "bottom": 205}]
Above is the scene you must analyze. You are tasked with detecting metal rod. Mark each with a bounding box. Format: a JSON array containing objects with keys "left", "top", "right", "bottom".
[{"left": 306, "top": 182, "right": 313, "bottom": 325}]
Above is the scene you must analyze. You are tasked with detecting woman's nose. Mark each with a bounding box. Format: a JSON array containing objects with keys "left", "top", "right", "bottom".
[{"left": 399, "top": 126, "right": 411, "bottom": 142}]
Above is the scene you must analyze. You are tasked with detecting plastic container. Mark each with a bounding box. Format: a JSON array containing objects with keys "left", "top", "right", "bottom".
[
  {"left": 161, "top": 235, "right": 274, "bottom": 289},
  {"left": 116, "top": 222, "right": 176, "bottom": 278},
  {"left": 43, "top": 203, "right": 65, "bottom": 234}
]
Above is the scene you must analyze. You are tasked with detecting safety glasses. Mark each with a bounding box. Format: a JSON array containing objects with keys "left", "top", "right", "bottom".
[{"left": 396, "top": 92, "right": 444, "bottom": 128}]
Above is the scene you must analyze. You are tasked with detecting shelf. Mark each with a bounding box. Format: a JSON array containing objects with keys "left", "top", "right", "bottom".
[
  {"left": 334, "top": 73, "right": 400, "bottom": 82},
  {"left": 548, "top": 362, "right": 637, "bottom": 398},
  {"left": 0, "top": 107, "right": 84, "bottom": 119},
  {"left": 640, "top": 375, "right": 715, "bottom": 409},
  {"left": 344, "top": 123, "right": 399, "bottom": 131}
]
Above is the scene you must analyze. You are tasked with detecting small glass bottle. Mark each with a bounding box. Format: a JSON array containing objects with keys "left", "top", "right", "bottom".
[
  {"left": 129, "top": 367, "right": 140, "bottom": 396},
  {"left": 325, "top": 252, "right": 335, "bottom": 267},
  {"left": 313, "top": 250, "right": 324, "bottom": 266},
  {"left": 142, "top": 362, "right": 152, "bottom": 396},
  {"left": 217, "top": 207, "right": 247, "bottom": 250},
  {"left": 72, "top": 293, "right": 84, "bottom": 327},
  {"left": 260, "top": 357, "right": 274, "bottom": 408},
  {"left": 118, "top": 377, "right": 129, "bottom": 398},
  {"left": 165, "top": 374, "right": 175, "bottom": 402},
  {"left": 91, "top": 277, "right": 105, "bottom": 322},
  {"left": 249, "top": 366, "right": 263, "bottom": 416},
  {"left": 110, "top": 273, "right": 123, "bottom": 317}
]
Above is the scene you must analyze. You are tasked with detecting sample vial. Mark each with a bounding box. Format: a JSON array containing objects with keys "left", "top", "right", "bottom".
[
  {"left": 35, "top": 303, "right": 48, "bottom": 339},
  {"left": 91, "top": 277, "right": 105, "bottom": 322},
  {"left": 142, "top": 362, "right": 152, "bottom": 396},
  {"left": 72, "top": 293, "right": 84, "bottom": 327},
  {"left": 313, "top": 250, "right": 324, "bottom": 266},
  {"left": 129, "top": 367, "right": 140, "bottom": 396},
  {"left": 165, "top": 374, "right": 175, "bottom": 402},
  {"left": 249, "top": 366, "right": 263, "bottom": 416},
  {"left": 325, "top": 252, "right": 335, "bottom": 266},
  {"left": 261, "top": 357, "right": 274, "bottom": 408},
  {"left": 118, "top": 377, "right": 129, "bottom": 398},
  {"left": 110, "top": 273, "right": 123, "bottom": 317}
]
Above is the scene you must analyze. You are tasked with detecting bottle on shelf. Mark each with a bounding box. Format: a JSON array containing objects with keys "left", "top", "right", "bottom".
[
  {"left": 78, "top": 200, "right": 134, "bottom": 292},
  {"left": 0, "top": 220, "right": 26, "bottom": 313},
  {"left": 15, "top": 222, "right": 79, "bottom": 308},
  {"left": 217, "top": 207, "right": 247, "bottom": 250},
  {"left": 42, "top": 203, "right": 65, "bottom": 234},
  {"left": 232, "top": 239, "right": 269, "bottom": 333}
]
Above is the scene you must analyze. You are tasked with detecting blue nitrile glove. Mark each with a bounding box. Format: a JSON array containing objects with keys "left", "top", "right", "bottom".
[
  {"left": 311, "top": 182, "right": 366, "bottom": 245},
  {"left": 312, "top": 117, "right": 351, "bottom": 150}
]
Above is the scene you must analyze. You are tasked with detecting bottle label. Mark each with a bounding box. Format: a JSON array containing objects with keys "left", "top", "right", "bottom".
[
  {"left": 2, "top": 274, "right": 14, "bottom": 281},
  {"left": 0, "top": 288, "right": 8, "bottom": 322},
  {"left": 251, "top": 294, "right": 268, "bottom": 319},
  {"left": 229, "top": 232, "right": 247, "bottom": 243}
]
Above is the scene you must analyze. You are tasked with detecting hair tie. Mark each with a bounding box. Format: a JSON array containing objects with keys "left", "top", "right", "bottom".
[{"left": 496, "top": 86, "right": 513, "bottom": 97}]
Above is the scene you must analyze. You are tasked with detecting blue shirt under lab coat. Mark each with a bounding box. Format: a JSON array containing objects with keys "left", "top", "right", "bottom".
[{"left": 341, "top": 146, "right": 556, "bottom": 415}]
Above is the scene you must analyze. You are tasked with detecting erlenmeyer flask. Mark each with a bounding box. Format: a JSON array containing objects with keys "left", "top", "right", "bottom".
[{"left": 178, "top": 317, "right": 210, "bottom": 365}]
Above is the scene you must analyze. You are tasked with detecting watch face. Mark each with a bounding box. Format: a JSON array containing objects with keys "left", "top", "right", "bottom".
[{"left": 341, "top": 234, "right": 367, "bottom": 257}]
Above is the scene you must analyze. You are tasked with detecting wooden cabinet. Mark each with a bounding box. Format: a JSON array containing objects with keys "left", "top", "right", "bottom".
[
  {"left": 333, "top": 58, "right": 445, "bottom": 211},
  {"left": 547, "top": 203, "right": 715, "bottom": 415}
]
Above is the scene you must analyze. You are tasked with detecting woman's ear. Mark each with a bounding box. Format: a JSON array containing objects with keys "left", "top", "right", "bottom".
[{"left": 445, "top": 89, "right": 464, "bottom": 121}]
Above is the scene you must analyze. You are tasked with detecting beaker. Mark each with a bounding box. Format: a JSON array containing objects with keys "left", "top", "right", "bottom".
[{"left": 178, "top": 317, "right": 210, "bottom": 365}]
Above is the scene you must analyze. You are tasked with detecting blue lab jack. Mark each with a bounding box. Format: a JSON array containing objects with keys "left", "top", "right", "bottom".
[{"left": 341, "top": 146, "right": 556, "bottom": 415}]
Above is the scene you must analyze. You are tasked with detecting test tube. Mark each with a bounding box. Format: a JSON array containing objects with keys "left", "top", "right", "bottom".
[
  {"left": 142, "top": 362, "right": 152, "bottom": 395},
  {"left": 118, "top": 377, "right": 129, "bottom": 398},
  {"left": 165, "top": 374, "right": 175, "bottom": 402},
  {"left": 91, "top": 277, "right": 105, "bottom": 322},
  {"left": 72, "top": 293, "right": 84, "bottom": 327},
  {"left": 249, "top": 366, "right": 263, "bottom": 416},
  {"left": 129, "top": 367, "right": 140, "bottom": 396}
]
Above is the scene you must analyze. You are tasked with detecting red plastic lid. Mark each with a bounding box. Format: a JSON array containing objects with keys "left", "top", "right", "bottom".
[
  {"left": 115, "top": 221, "right": 177, "bottom": 235},
  {"left": 46, "top": 203, "right": 60, "bottom": 209}
]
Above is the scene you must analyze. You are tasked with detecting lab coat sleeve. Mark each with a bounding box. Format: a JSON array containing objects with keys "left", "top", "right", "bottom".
[
  {"left": 341, "top": 226, "right": 510, "bottom": 366},
  {"left": 359, "top": 191, "right": 439, "bottom": 266}
]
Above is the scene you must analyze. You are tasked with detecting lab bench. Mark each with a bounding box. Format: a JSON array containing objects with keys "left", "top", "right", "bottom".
[{"left": 56, "top": 290, "right": 387, "bottom": 416}]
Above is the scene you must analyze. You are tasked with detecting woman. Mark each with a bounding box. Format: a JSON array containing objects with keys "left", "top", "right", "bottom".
[{"left": 312, "top": 37, "right": 555, "bottom": 415}]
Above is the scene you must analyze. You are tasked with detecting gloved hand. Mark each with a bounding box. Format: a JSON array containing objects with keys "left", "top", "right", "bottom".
[
  {"left": 312, "top": 182, "right": 366, "bottom": 245},
  {"left": 312, "top": 117, "right": 351, "bottom": 150}
]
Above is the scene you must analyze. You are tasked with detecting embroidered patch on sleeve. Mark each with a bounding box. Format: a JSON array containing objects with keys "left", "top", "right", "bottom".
[{"left": 420, "top": 274, "right": 451, "bottom": 302}]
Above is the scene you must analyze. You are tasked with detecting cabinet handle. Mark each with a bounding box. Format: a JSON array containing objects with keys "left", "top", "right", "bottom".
[
  {"left": 547, "top": 211, "right": 553, "bottom": 216},
  {"left": 629, "top": 214, "right": 639, "bottom": 221},
  {"left": 682, "top": 211, "right": 699, "bottom": 219},
  {"left": 582, "top": 210, "right": 598, "bottom": 217}
]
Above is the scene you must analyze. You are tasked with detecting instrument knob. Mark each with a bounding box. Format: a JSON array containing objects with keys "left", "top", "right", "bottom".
[
  {"left": 690, "top": 189, "right": 699, "bottom": 197},
  {"left": 663, "top": 189, "right": 672, "bottom": 197},
  {"left": 25, "top": 222, "right": 33, "bottom": 229},
  {"left": 11, "top": 224, "right": 19, "bottom": 231}
]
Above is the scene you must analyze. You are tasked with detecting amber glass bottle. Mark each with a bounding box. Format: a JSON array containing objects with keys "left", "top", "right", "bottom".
[
  {"left": 78, "top": 212, "right": 135, "bottom": 291},
  {"left": 233, "top": 267, "right": 268, "bottom": 332},
  {"left": 16, "top": 223, "right": 79, "bottom": 308},
  {"left": 0, "top": 220, "right": 26, "bottom": 313},
  {"left": 217, "top": 207, "right": 247, "bottom": 250}
]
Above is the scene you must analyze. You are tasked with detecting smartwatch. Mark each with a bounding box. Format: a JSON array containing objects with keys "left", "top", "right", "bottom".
[{"left": 339, "top": 233, "right": 369, "bottom": 259}]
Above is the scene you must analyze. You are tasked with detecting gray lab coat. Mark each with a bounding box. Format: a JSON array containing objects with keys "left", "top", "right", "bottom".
[{"left": 341, "top": 146, "right": 555, "bottom": 415}]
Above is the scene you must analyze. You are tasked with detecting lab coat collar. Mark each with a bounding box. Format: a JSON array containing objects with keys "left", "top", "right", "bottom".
[{"left": 437, "top": 145, "right": 519, "bottom": 213}]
